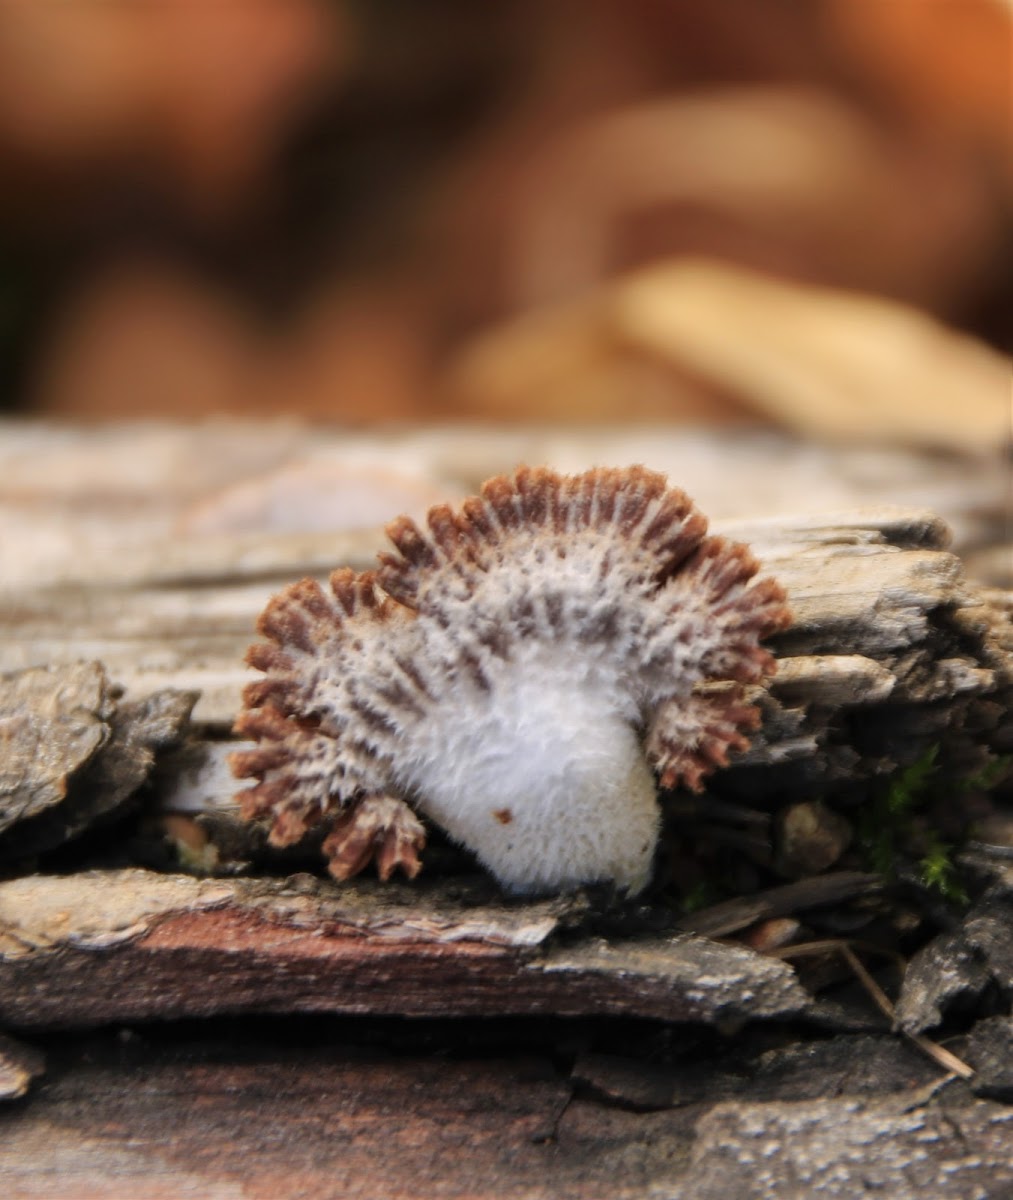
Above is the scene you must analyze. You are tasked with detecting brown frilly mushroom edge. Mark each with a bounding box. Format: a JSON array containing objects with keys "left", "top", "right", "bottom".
[{"left": 231, "top": 466, "right": 790, "bottom": 895}]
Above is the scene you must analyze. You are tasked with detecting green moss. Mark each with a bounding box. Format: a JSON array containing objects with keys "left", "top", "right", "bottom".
[
  {"left": 961, "top": 754, "right": 1013, "bottom": 793},
  {"left": 679, "top": 880, "right": 722, "bottom": 915},
  {"left": 858, "top": 744, "right": 974, "bottom": 904},
  {"left": 884, "top": 745, "right": 939, "bottom": 817},
  {"left": 917, "top": 836, "right": 968, "bottom": 905}
]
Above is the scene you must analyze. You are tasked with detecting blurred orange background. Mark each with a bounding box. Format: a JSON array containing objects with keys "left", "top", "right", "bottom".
[{"left": 0, "top": 0, "right": 1009, "bottom": 436}]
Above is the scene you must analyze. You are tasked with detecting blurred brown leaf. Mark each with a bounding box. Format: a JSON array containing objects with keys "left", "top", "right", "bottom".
[
  {"left": 828, "top": 0, "right": 1012, "bottom": 151},
  {"left": 5, "top": 0, "right": 1010, "bottom": 425},
  {"left": 0, "top": 0, "right": 344, "bottom": 208},
  {"left": 489, "top": 88, "right": 1001, "bottom": 315},
  {"left": 33, "top": 261, "right": 433, "bottom": 422}
]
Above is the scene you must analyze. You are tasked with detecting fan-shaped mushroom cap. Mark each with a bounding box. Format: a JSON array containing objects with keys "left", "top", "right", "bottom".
[{"left": 232, "top": 466, "right": 790, "bottom": 893}]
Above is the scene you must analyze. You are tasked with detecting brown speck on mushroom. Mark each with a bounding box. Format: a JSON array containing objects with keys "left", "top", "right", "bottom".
[{"left": 232, "top": 466, "right": 790, "bottom": 894}]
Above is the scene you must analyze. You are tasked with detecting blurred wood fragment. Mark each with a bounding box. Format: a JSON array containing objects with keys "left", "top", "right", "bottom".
[
  {"left": 616, "top": 261, "right": 1011, "bottom": 450},
  {"left": 0, "top": 1032, "right": 44, "bottom": 1102},
  {"left": 2, "top": 421, "right": 1006, "bottom": 587}
]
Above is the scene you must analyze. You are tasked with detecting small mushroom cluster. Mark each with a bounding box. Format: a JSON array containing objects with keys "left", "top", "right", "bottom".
[{"left": 232, "top": 466, "right": 790, "bottom": 894}]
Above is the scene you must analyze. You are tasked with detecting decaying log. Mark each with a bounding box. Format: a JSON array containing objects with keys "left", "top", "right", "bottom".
[
  {"left": 0, "top": 429, "right": 1009, "bottom": 1031},
  {"left": 0, "top": 869, "right": 810, "bottom": 1029},
  {"left": 1, "top": 424, "right": 1009, "bottom": 1198},
  {"left": 0, "top": 1026, "right": 1010, "bottom": 1200}
]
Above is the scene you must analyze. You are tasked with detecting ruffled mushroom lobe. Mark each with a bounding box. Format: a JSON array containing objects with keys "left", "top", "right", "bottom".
[{"left": 232, "top": 466, "right": 790, "bottom": 893}]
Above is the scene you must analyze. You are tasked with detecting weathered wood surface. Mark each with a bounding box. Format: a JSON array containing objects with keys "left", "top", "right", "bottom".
[
  {"left": 1, "top": 1027, "right": 1010, "bottom": 1200},
  {"left": 2, "top": 862, "right": 1009, "bottom": 1049},
  {"left": 0, "top": 869, "right": 811, "bottom": 1029},
  {"left": 1, "top": 423, "right": 1008, "bottom": 799},
  {"left": 1, "top": 422, "right": 1007, "bottom": 588},
  {"left": 679, "top": 1093, "right": 1013, "bottom": 1199},
  {"left": 0, "top": 663, "right": 195, "bottom": 857},
  {"left": 896, "top": 862, "right": 1013, "bottom": 1037},
  {"left": 0, "top": 422, "right": 1009, "bottom": 920}
]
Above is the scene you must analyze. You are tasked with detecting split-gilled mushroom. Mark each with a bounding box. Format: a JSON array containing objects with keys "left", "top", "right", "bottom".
[{"left": 231, "top": 466, "right": 790, "bottom": 894}]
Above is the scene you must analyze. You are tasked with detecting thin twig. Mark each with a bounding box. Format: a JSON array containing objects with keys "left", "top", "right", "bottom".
[
  {"left": 770, "top": 936, "right": 975, "bottom": 1081},
  {"left": 837, "top": 943, "right": 974, "bottom": 1081},
  {"left": 837, "top": 943, "right": 899, "bottom": 1021},
  {"left": 771, "top": 937, "right": 906, "bottom": 974}
]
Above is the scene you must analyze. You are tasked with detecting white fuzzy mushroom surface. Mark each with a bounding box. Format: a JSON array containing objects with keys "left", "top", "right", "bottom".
[{"left": 232, "top": 466, "right": 790, "bottom": 894}]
